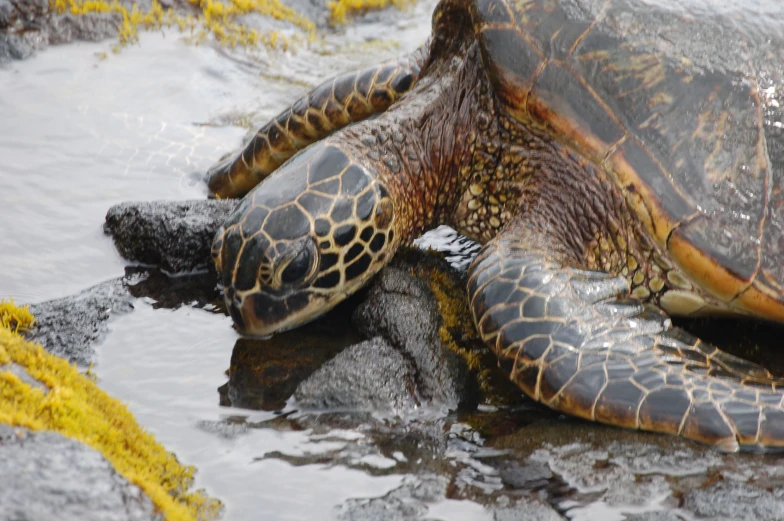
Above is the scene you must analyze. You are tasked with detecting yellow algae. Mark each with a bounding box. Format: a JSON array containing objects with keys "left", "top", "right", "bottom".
[
  {"left": 0, "top": 299, "right": 35, "bottom": 334},
  {"left": 328, "top": 0, "right": 411, "bottom": 25},
  {"left": 49, "top": 0, "right": 412, "bottom": 52},
  {"left": 50, "top": 0, "right": 315, "bottom": 52},
  {"left": 402, "top": 250, "right": 526, "bottom": 404},
  {"left": 0, "top": 305, "right": 222, "bottom": 521},
  {"left": 398, "top": 250, "right": 494, "bottom": 395},
  {"left": 421, "top": 266, "right": 486, "bottom": 376}
]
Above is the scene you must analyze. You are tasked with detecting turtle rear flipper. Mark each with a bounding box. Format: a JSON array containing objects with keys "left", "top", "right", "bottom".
[
  {"left": 468, "top": 218, "right": 784, "bottom": 452},
  {"left": 207, "top": 45, "right": 429, "bottom": 199}
]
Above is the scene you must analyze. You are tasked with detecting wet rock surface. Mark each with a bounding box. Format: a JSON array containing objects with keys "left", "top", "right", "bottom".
[
  {"left": 295, "top": 257, "right": 476, "bottom": 414},
  {"left": 351, "top": 261, "right": 475, "bottom": 410},
  {"left": 294, "top": 336, "right": 421, "bottom": 412},
  {"left": 21, "top": 199, "right": 784, "bottom": 520},
  {"left": 335, "top": 474, "right": 450, "bottom": 520},
  {"left": 25, "top": 277, "right": 136, "bottom": 366},
  {"left": 0, "top": 0, "right": 363, "bottom": 64},
  {"left": 104, "top": 199, "right": 237, "bottom": 275},
  {"left": 0, "top": 0, "right": 156, "bottom": 63},
  {"left": 479, "top": 415, "right": 784, "bottom": 521},
  {"left": 0, "top": 425, "right": 163, "bottom": 521}
]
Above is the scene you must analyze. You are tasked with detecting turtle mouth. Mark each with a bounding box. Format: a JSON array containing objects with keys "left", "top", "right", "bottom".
[{"left": 227, "top": 289, "right": 344, "bottom": 339}]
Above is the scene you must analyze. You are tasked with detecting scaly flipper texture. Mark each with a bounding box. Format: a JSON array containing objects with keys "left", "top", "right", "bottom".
[
  {"left": 207, "top": 45, "right": 429, "bottom": 199},
  {"left": 467, "top": 218, "right": 784, "bottom": 452}
]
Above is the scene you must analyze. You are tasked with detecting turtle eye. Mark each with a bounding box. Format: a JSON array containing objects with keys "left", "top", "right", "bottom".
[{"left": 279, "top": 247, "right": 313, "bottom": 286}]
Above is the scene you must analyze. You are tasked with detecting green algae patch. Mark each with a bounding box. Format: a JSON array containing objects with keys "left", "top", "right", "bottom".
[
  {"left": 328, "top": 0, "right": 411, "bottom": 25},
  {"left": 0, "top": 305, "right": 222, "bottom": 521},
  {"left": 51, "top": 0, "right": 315, "bottom": 53}
]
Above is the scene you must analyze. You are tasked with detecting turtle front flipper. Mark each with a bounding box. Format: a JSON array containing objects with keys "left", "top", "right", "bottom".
[
  {"left": 468, "top": 220, "right": 784, "bottom": 452},
  {"left": 207, "top": 45, "right": 429, "bottom": 199}
]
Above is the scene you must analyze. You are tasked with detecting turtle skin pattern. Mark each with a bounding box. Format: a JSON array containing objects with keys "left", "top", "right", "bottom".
[
  {"left": 207, "top": 46, "right": 428, "bottom": 199},
  {"left": 212, "top": 141, "right": 396, "bottom": 335},
  {"left": 209, "top": 0, "right": 784, "bottom": 451},
  {"left": 469, "top": 216, "right": 784, "bottom": 453}
]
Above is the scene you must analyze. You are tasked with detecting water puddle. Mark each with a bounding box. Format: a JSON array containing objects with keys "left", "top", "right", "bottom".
[{"left": 98, "top": 302, "right": 406, "bottom": 520}]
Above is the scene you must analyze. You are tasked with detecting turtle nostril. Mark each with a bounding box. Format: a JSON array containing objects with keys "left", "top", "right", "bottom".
[
  {"left": 227, "top": 301, "right": 245, "bottom": 331},
  {"left": 224, "top": 286, "right": 246, "bottom": 330},
  {"left": 225, "top": 286, "right": 242, "bottom": 307}
]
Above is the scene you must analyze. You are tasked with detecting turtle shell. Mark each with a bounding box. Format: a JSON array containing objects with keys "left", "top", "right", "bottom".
[{"left": 469, "top": 0, "right": 784, "bottom": 321}]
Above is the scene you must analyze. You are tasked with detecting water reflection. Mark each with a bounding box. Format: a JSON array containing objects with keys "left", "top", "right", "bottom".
[{"left": 219, "top": 305, "right": 360, "bottom": 411}]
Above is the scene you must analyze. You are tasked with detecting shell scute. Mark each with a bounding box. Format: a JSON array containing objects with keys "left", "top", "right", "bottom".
[
  {"left": 528, "top": 60, "right": 625, "bottom": 162},
  {"left": 476, "top": 26, "right": 543, "bottom": 113},
  {"left": 471, "top": 0, "right": 784, "bottom": 317}
]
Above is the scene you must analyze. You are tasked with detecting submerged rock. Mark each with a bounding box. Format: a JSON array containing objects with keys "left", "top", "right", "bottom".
[
  {"left": 221, "top": 310, "right": 359, "bottom": 411},
  {"left": 335, "top": 474, "right": 449, "bottom": 520},
  {"left": 683, "top": 481, "right": 784, "bottom": 521},
  {"left": 480, "top": 414, "right": 784, "bottom": 521},
  {"left": 0, "top": 425, "right": 163, "bottom": 521},
  {"left": 497, "top": 460, "right": 553, "bottom": 490},
  {"left": 104, "top": 200, "right": 237, "bottom": 275},
  {"left": 492, "top": 497, "right": 565, "bottom": 521},
  {"left": 337, "top": 472, "right": 564, "bottom": 521}
]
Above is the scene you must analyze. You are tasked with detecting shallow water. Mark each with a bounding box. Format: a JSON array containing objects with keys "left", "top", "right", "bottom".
[
  {"left": 4, "top": 2, "right": 784, "bottom": 520},
  {"left": 0, "top": 3, "right": 488, "bottom": 519},
  {"left": 0, "top": 1, "right": 437, "bottom": 303}
]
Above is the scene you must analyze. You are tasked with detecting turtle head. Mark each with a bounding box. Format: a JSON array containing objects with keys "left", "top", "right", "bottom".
[{"left": 212, "top": 142, "right": 397, "bottom": 338}]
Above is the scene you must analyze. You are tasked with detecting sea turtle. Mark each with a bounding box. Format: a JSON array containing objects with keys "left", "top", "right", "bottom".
[{"left": 207, "top": 0, "right": 784, "bottom": 451}]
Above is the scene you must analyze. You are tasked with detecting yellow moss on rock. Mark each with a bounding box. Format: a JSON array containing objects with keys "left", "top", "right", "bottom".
[
  {"left": 50, "top": 0, "right": 413, "bottom": 52},
  {"left": 327, "top": 0, "right": 411, "bottom": 25},
  {"left": 401, "top": 250, "right": 527, "bottom": 405},
  {"left": 0, "top": 299, "right": 35, "bottom": 334},
  {"left": 0, "top": 301, "right": 222, "bottom": 521},
  {"left": 51, "top": 0, "right": 314, "bottom": 52},
  {"left": 400, "top": 252, "right": 492, "bottom": 392}
]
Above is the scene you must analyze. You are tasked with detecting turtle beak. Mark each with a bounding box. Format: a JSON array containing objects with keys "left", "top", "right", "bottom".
[
  {"left": 225, "top": 285, "right": 331, "bottom": 339},
  {"left": 226, "top": 290, "right": 278, "bottom": 338}
]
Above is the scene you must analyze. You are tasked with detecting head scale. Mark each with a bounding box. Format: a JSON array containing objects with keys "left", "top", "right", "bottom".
[{"left": 212, "top": 142, "right": 397, "bottom": 337}]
